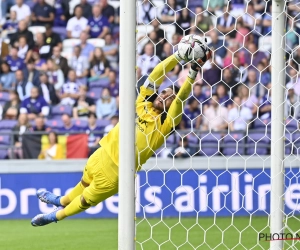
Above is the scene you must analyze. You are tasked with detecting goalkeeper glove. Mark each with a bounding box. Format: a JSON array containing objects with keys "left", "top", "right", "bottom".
[{"left": 188, "top": 63, "right": 201, "bottom": 80}]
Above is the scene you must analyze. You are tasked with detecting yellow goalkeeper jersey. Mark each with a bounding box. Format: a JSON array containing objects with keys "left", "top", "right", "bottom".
[{"left": 99, "top": 55, "right": 194, "bottom": 173}]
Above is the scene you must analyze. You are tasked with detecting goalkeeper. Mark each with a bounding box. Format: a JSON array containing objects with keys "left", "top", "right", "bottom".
[{"left": 31, "top": 45, "right": 211, "bottom": 227}]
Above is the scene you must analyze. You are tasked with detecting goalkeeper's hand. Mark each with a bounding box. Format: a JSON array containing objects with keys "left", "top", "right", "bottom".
[
  {"left": 196, "top": 46, "right": 212, "bottom": 66},
  {"left": 188, "top": 62, "right": 202, "bottom": 80}
]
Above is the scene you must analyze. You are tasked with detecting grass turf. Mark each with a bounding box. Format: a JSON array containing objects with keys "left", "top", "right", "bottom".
[{"left": 0, "top": 217, "right": 299, "bottom": 250}]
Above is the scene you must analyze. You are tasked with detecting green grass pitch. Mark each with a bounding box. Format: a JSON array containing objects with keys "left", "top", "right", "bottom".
[{"left": 0, "top": 217, "right": 299, "bottom": 249}]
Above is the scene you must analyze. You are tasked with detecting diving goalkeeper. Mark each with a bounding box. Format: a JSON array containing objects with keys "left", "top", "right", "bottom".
[{"left": 31, "top": 44, "right": 211, "bottom": 227}]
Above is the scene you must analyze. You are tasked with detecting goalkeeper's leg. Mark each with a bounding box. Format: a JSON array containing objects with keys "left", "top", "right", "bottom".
[{"left": 148, "top": 53, "right": 181, "bottom": 85}]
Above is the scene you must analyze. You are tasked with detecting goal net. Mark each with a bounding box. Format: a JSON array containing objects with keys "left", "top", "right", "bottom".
[{"left": 135, "top": 0, "right": 300, "bottom": 249}]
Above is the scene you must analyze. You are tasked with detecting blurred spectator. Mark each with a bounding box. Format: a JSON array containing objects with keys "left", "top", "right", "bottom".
[
  {"left": 90, "top": 47, "right": 110, "bottom": 79},
  {"left": 262, "top": 4, "right": 272, "bottom": 36},
  {"left": 44, "top": 24, "right": 62, "bottom": 51},
  {"left": 86, "top": 112, "right": 102, "bottom": 153},
  {"left": 252, "top": 0, "right": 268, "bottom": 14},
  {"left": 32, "top": 115, "right": 47, "bottom": 131},
  {"left": 244, "top": 43, "right": 268, "bottom": 68},
  {"left": 137, "top": 43, "right": 160, "bottom": 76},
  {"left": 86, "top": 5, "right": 109, "bottom": 39},
  {"left": 160, "top": 0, "right": 181, "bottom": 24},
  {"left": 237, "top": 84, "right": 258, "bottom": 115},
  {"left": 20, "top": 86, "right": 49, "bottom": 120},
  {"left": 180, "top": 97, "right": 201, "bottom": 130},
  {"left": 231, "top": 55, "right": 248, "bottom": 83},
  {"left": 10, "top": 0, "right": 31, "bottom": 23},
  {"left": 2, "top": 10, "right": 18, "bottom": 33},
  {"left": 285, "top": 82, "right": 299, "bottom": 119},
  {"left": 202, "top": 58, "right": 222, "bottom": 86},
  {"left": 228, "top": 96, "right": 253, "bottom": 131},
  {"left": 259, "top": 83, "right": 271, "bottom": 119},
  {"left": 107, "top": 71, "right": 119, "bottom": 98},
  {"left": 15, "top": 70, "right": 33, "bottom": 100},
  {"left": 286, "top": 19, "right": 298, "bottom": 50},
  {"left": 216, "top": 83, "right": 232, "bottom": 107},
  {"left": 246, "top": 69, "right": 265, "bottom": 98},
  {"left": 53, "top": 0, "right": 70, "bottom": 27},
  {"left": 160, "top": 42, "right": 173, "bottom": 61},
  {"left": 0, "top": 41, "right": 9, "bottom": 59},
  {"left": 51, "top": 46, "right": 70, "bottom": 78},
  {"left": 78, "top": 31, "right": 94, "bottom": 61},
  {"left": 190, "top": 6, "right": 213, "bottom": 34},
  {"left": 2, "top": 90, "right": 20, "bottom": 119},
  {"left": 37, "top": 71, "right": 59, "bottom": 105},
  {"left": 287, "top": 68, "right": 300, "bottom": 96},
  {"left": 0, "top": 104, "right": 2, "bottom": 120},
  {"left": 96, "top": 87, "right": 117, "bottom": 119},
  {"left": 38, "top": 131, "right": 64, "bottom": 159},
  {"left": 103, "top": 33, "right": 118, "bottom": 70},
  {"left": 178, "top": 63, "right": 201, "bottom": 87},
  {"left": 75, "top": 0, "right": 92, "bottom": 19},
  {"left": 203, "top": 0, "right": 224, "bottom": 13},
  {"left": 235, "top": 18, "right": 250, "bottom": 45},
  {"left": 137, "top": 0, "right": 156, "bottom": 25},
  {"left": 242, "top": 3, "right": 262, "bottom": 41},
  {"left": 17, "top": 36, "right": 32, "bottom": 63},
  {"left": 202, "top": 94, "right": 228, "bottom": 131},
  {"left": 168, "top": 137, "right": 196, "bottom": 158},
  {"left": 208, "top": 30, "right": 227, "bottom": 58},
  {"left": 69, "top": 46, "right": 89, "bottom": 84},
  {"left": 175, "top": 8, "right": 193, "bottom": 36},
  {"left": 6, "top": 47, "right": 25, "bottom": 72},
  {"left": 151, "top": 19, "right": 165, "bottom": 42},
  {"left": 73, "top": 85, "right": 95, "bottom": 119},
  {"left": 257, "top": 63, "right": 270, "bottom": 86},
  {"left": 61, "top": 114, "right": 80, "bottom": 132},
  {"left": 0, "top": 61, "right": 16, "bottom": 91},
  {"left": 33, "top": 33, "right": 52, "bottom": 60},
  {"left": 9, "top": 20, "right": 34, "bottom": 50},
  {"left": 32, "top": 50, "right": 47, "bottom": 71},
  {"left": 59, "top": 70, "right": 79, "bottom": 106},
  {"left": 46, "top": 59, "right": 65, "bottom": 91},
  {"left": 31, "top": 0, "right": 55, "bottom": 26},
  {"left": 66, "top": 6, "right": 88, "bottom": 38},
  {"left": 22, "top": 59, "right": 40, "bottom": 87},
  {"left": 104, "top": 114, "right": 119, "bottom": 136},
  {"left": 216, "top": 6, "right": 236, "bottom": 38},
  {"left": 222, "top": 68, "right": 238, "bottom": 92},
  {"left": 192, "top": 84, "right": 208, "bottom": 104},
  {"left": 100, "top": 0, "right": 115, "bottom": 24},
  {"left": 9, "top": 113, "right": 31, "bottom": 159}
]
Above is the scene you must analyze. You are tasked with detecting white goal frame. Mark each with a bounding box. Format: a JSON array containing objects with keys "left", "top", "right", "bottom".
[{"left": 118, "top": 0, "right": 288, "bottom": 249}]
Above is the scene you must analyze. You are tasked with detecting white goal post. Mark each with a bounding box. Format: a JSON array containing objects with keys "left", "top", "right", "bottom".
[{"left": 118, "top": 0, "right": 298, "bottom": 249}]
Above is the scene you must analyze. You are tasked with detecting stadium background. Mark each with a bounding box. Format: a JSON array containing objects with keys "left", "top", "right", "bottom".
[{"left": 0, "top": 0, "right": 299, "bottom": 249}]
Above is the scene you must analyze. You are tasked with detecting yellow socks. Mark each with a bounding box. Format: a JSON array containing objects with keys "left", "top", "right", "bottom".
[{"left": 60, "top": 182, "right": 86, "bottom": 206}]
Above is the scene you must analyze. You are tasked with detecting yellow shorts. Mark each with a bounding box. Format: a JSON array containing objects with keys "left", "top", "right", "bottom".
[{"left": 81, "top": 147, "right": 119, "bottom": 206}]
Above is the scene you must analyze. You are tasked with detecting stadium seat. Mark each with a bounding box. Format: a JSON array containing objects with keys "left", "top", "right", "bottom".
[
  {"left": 0, "top": 92, "right": 9, "bottom": 107},
  {"left": 51, "top": 105, "right": 72, "bottom": 118},
  {"left": 28, "top": 26, "right": 46, "bottom": 38},
  {"left": 0, "top": 150, "right": 8, "bottom": 159},
  {"left": 52, "top": 26, "right": 67, "bottom": 40},
  {"left": 246, "top": 132, "right": 270, "bottom": 155},
  {"left": 0, "top": 135, "right": 10, "bottom": 145},
  {"left": 88, "top": 88, "right": 103, "bottom": 101},
  {"left": 285, "top": 118, "right": 298, "bottom": 133},
  {"left": 222, "top": 133, "right": 245, "bottom": 156},
  {"left": 199, "top": 132, "right": 221, "bottom": 156},
  {"left": 253, "top": 118, "right": 271, "bottom": 133},
  {"left": 159, "top": 24, "right": 176, "bottom": 42},
  {"left": 62, "top": 38, "right": 80, "bottom": 54},
  {"left": 96, "top": 119, "right": 111, "bottom": 129},
  {"left": 87, "top": 38, "right": 105, "bottom": 48},
  {"left": 89, "top": 78, "right": 110, "bottom": 88},
  {"left": 285, "top": 133, "right": 293, "bottom": 155},
  {"left": 73, "top": 119, "right": 88, "bottom": 130},
  {"left": 45, "top": 119, "right": 64, "bottom": 130},
  {"left": 0, "top": 120, "right": 17, "bottom": 131},
  {"left": 292, "top": 132, "right": 300, "bottom": 155},
  {"left": 258, "top": 35, "right": 272, "bottom": 52}
]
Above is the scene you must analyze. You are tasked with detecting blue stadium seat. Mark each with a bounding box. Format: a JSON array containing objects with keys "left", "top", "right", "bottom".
[
  {"left": 89, "top": 78, "right": 110, "bottom": 88},
  {"left": 73, "top": 119, "right": 88, "bottom": 130},
  {"left": 88, "top": 88, "right": 103, "bottom": 101},
  {"left": 285, "top": 118, "right": 298, "bottom": 133},
  {"left": 51, "top": 105, "right": 72, "bottom": 118},
  {"left": 0, "top": 120, "right": 18, "bottom": 131},
  {"left": 222, "top": 133, "right": 245, "bottom": 156},
  {"left": 199, "top": 132, "right": 221, "bottom": 156},
  {"left": 246, "top": 132, "right": 270, "bottom": 155},
  {"left": 45, "top": 119, "right": 64, "bottom": 130},
  {"left": 96, "top": 119, "right": 111, "bottom": 129}
]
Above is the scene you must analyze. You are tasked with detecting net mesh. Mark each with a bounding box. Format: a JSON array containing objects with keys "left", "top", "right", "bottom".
[{"left": 135, "top": 0, "right": 300, "bottom": 249}]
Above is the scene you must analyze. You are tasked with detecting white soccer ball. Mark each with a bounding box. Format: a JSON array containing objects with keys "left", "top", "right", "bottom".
[{"left": 177, "top": 34, "right": 209, "bottom": 62}]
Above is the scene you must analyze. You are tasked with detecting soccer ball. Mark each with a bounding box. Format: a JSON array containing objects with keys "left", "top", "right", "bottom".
[{"left": 177, "top": 34, "right": 210, "bottom": 63}]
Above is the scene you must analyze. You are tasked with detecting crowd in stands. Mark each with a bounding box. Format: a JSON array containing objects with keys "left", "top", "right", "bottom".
[{"left": 0, "top": 0, "right": 299, "bottom": 159}]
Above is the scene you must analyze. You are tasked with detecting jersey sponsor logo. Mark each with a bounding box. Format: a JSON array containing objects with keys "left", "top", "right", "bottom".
[{"left": 138, "top": 118, "right": 148, "bottom": 127}]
